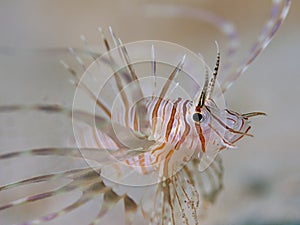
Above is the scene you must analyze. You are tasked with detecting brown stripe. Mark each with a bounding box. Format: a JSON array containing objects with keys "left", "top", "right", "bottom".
[
  {"left": 220, "top": 126, "right": 251, "bottom": 151},
  {"left": 152, "top": 143, "right": 167, "bottom": 164},
  {"left": 174, "top": 100, "right": 191, "bottom": 150},
  {"left": 163, "top": 149, "right": 174, "bottom": 176},
  {"left": 195, "top": 123, "right": 206, "bottom": 152},
  {"left": 152, "top": 142, "right": 166, "bottom": 154},
  {"left": 225, "top": 109, "right": 237, "bottom": 117},
  {"left": 161, "top": 99, "right": 168, "bottom": 126},
  {"left": 133, "top": 109, "right": 139, "bottom": 132},
  {"left": 138, "top": 154, "right": 148, "bottom": 174},
  {"left": 232, "top": 126, "right": 251, "bottom": 144},
  {"left": 138, "top": 154, "right": 145, "bottom": 165},
  {"left": 153, "top": 151, "right": 164, "bottom": 164},
  {"left": 165, "top": 98, "right": 182, "bottom": 142},
  {"left": 151, "top": 97, "right": 163, "bottom": 131}
]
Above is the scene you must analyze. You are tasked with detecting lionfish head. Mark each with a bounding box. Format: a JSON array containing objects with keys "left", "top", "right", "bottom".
[{"left": 190, "top": 44, "right": 265, "bottom": 153}]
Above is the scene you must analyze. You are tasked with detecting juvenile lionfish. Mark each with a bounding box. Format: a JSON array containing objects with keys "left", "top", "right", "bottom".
[{"left": 0, "top": 1, "right": 290, "bottom": 225}]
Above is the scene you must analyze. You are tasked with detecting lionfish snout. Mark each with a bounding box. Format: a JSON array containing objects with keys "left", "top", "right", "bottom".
[{"left": 218, "top": 109, "right": 252, "bottom": 149}]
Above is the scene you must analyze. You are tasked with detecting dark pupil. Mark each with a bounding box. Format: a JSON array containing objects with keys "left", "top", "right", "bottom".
[{"left": 193, "top": 113, "right": 203, "bottom": 122}]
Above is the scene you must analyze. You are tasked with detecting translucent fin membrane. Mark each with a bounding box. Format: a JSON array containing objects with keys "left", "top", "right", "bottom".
[
  {"left": 0, "top": 162, "right": 138, "bottom": 225},
  {"left": 142, "top": 156, "right": 223, "bottom": 225}
]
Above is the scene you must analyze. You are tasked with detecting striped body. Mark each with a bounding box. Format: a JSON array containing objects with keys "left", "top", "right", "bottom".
[{"left": 78, "top": 96, "right": 251, "bottom": 176}]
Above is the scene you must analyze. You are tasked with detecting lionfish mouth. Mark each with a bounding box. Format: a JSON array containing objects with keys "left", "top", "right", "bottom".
[{"left": 204, "top": 107, "right": 267, "bottom": 151}]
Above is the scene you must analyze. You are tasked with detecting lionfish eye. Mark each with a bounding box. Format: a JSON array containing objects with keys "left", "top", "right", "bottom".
[{"left": 192, "top": 112, "right": 204, "bottom": 123}]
